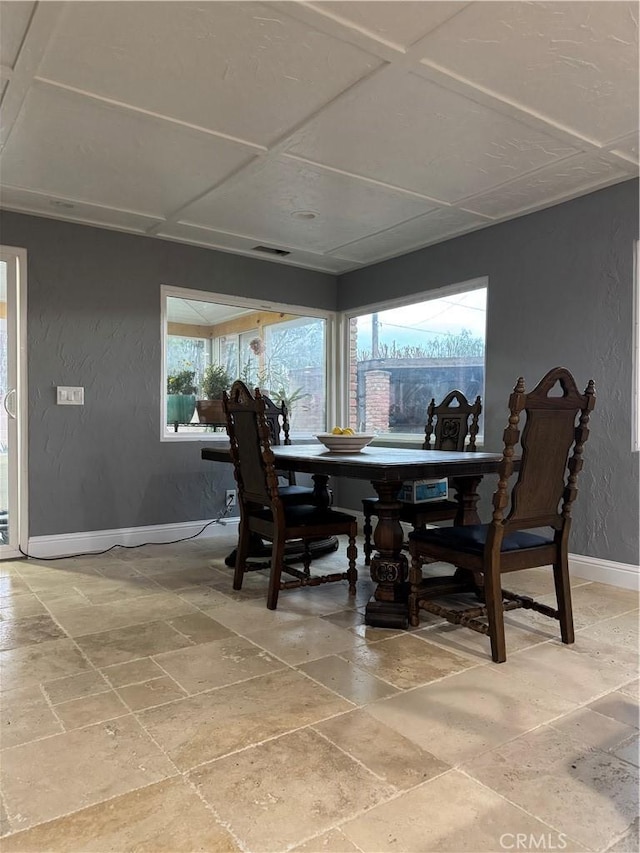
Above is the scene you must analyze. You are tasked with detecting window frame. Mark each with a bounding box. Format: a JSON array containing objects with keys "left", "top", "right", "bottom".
[
  {"left": 339, "top": 276, "right": 488, "bottom": 446},
  {"left": 160, "top": 284, "right": 337, "bottom": 442}
]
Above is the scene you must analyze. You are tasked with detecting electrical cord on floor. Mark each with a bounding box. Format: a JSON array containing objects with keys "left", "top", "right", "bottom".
[{"left": 16, "top": 494, "right": 238, "bottom": 562}]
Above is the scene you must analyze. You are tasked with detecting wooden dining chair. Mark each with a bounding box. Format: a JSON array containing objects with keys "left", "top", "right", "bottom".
[
  {"left": 362, "top": 390, "right": 482, "bottom": 564},
  {"left": 408, "top": 367, "right": 596, "bottom": 662},
  {"left": 261, "top": 392, "right": 316, "bottom": 503},
  {"left": 223, "top": 380, "right": 358, "bottom": 610}
]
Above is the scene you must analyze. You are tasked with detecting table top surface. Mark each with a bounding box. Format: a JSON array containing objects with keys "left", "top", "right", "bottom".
[{"left": 202, "top": 442, "right": 506, "bottom": 482}]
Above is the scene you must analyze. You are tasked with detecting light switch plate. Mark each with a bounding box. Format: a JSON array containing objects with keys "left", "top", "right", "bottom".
[{"left": 57, "top": 386, "right": 84, "bottom": 405}]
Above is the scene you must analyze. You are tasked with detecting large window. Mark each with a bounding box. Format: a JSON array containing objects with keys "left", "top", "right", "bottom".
[
  {"left": 345, "top": 280, "right": 487, "bottom": 440},
  {"left": 162, "top": 288, "right": 330, "bottom": 439}
]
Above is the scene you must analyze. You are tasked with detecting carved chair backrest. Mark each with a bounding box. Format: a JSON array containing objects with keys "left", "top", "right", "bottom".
[
  {"left": 492, "top": 367, "right": 596, "bottom": 535},
  {"left": 223, "top": 380, "right": 282, "bottom": 509},
  {"left": 261, "top": 393, "right": 296, "bottom": 485},
  {"left": 261, "top": 394, "right": 291, "bottom": 447},
  {"left": 424, "top": 390, "right": 482, "bottom": 452}
]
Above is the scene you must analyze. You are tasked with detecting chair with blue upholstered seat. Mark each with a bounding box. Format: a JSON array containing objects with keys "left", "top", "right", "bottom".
[
  {"left": 408, "top": 367, "right": 596, "bottom": 663},
  {"left": 362, "top": 389, "right": 482, "bottom": 565},
  {"left": 223, "top": 380, "right": 358, "bottom": 610}
]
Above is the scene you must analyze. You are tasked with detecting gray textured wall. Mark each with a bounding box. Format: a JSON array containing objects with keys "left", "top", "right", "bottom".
[
  {"left": 1, "top": 179, "right": 638, "bottom": 566},
  {"left": 0, "top": 212, "right": 337, "bottom": 537},
  {"left": 336, "top": 179, "right": 639, "bottom": 567}
]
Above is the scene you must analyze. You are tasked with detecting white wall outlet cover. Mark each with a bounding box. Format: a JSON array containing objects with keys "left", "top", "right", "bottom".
[{"left": 57, "top": 386, "right": 85, "bottom": 405}]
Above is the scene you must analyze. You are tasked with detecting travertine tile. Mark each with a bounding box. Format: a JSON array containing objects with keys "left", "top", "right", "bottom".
[
  {"left": 339, "top": 633, "right": 474, "bottom": 689},
  {"left": 314, "top": 708, "right": 449, "bottom": 789},
  {"left": 129, "top": 546, "right": 220, "bottom": 572},
  {"left": 606, "top": 818, "right": 640, "bottom": 852},
  {"left": 497, "top": 567, "right": 589, "bottom": 597},
  {"left": 153, "top": 635, "right": 283, "bottom": 694},
  {"left": 165, "top": 610, "right": 234, "bottom": 643},
  {"left": 418, "top": 613, "right": 551, "bottom": 661},
  {"left": 549, "top": 707, "right": 637, "bottom": 752},
  {"left": 138, "top": 668, "right": 352, "bottom": 771},
  {"left": 0, "top": 541, "right": 635, "bottom": 853},
  {"left": 176, "top": 584, "right": 233, "bottom": 609},
  {"left": 299, "top": 654, "right": 399, "bottom": 704},
  {"left": 202, "top": 597, "right": 311, "bottom": 634},
  {"left": 0, "top": 638, "right": 92, "bottom": 692},
  {"left": 341, "top": 769, "right": 579, "bottom": 852},
  {"left": 0, "top": 562, "right": 25, "bottom": 578},
  {"left": 612, "top": 734, "right": 640, "bottom": 767},
  {"left": 0, "top": 576, "right": 31, "bottom": 596},
  {"left": 190, "top": 727, "right": 395, "bottom": 851},
  {"left": 0, "top": 777, "right": 240, "bottom": 852},
  {"left": 0, "top": 594, "right": 47, "bottom": 620},
  {"left": 619, "top": 678, "right": 639, "bottom": 699},
  {"left": 0, "top": 685, "right": 63, "bottom": 748},
  {"left": 148, "top": 565, "right": 224, "bottom": 590},
  {"left": 116, "top": 676, "right": 187, "bottom": 710},
  {"left": 367, "top": 664, "right": 576, "bottom": 765},
  {"left": 100, "top": 657, "right": 165, "bottom": 687},
  {"left": 589, "top": 690, "right": 639, "bottom": 729},
  {"left": 19, "top": 568, "right": 101, "bottom": 592},
  {"left": 257, "top": 582, "right": 361, "bottom": 617},
  {"left": 43, "top": 670, "right": 111, "bottom": 704},
  {"left": 36, "top": 589, "right": 93, "bottom": 613},
  {"left": 1, "top": 716, "right": 177, "bottom": 832},
  {"left": 291, "top": 828, "right": 361, "bottom": 852},
  {"left": 0, "top": 613, "right": 67, "bottom": 650},
  {"left": 463, "top": 724, "right": 639, "bottom": 850},
  {"left": 0, "top": 795, "right": 10, "bottom": 837},
  {"left": 577, "top": 609, "right": 639, "bottom": 650},
  {"left": 74, "top": 620, "right": 194, "bottom": 667},
  {"left": 321, "top": 606, "right": 421, "bottom": 640},
  {"left": 508, "top": 583, "right": 639, "bottom": 632},
  {"left": 248, "top": 617, "right": 367, "bottom": 666},
  {"left": 52, "top": 593, "right": 197, "bottom": 637},
  {"left": 74, "top": 575, "right": 162, "bottom": 605},
  {"left": 54, "top": 690, "right": 129, "bottom": 729},
  {"left": 493, "top": 636, "right": 638, "bottom": 704},
  {"left": 93, "top": 562, "right": 147, "bottom": 580}
]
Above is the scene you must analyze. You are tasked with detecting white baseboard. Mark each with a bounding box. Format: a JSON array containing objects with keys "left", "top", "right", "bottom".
[
  {"left": 569, "top": 554, "right": 640, "bottom": 591},
  {"left": 25, "top": 518, "right": 240, "bottom": 559}
]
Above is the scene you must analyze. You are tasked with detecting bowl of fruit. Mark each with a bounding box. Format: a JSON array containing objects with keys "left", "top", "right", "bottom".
[{"left": 315, "top": 428, "right": 375, "bottom": 453}]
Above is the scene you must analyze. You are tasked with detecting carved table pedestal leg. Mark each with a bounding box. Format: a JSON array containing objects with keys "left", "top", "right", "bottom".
[{"left": 364, "top": 480, "right": 409, "bottom": 629}]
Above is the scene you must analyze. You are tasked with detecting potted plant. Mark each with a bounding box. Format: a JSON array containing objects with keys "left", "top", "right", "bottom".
[
  {"left": 166, "top": 369, "right": 197, "bottom": 425},
  {"left": 196, "top": 364, "right": 232, "bottom": 424}
]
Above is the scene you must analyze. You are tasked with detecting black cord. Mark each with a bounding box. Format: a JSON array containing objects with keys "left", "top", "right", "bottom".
[{"left": 17, "top": 497, "right": 237, "bottom": 562}]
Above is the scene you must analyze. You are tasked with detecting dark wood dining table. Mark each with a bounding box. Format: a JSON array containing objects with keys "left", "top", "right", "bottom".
[{"left": 202, "top": 443, "right": 506, "bottom": 629}]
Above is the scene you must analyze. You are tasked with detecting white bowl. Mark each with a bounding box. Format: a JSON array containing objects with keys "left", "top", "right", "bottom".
[{"left": 316, "top": 433, "right": 375, "bottom": 453}]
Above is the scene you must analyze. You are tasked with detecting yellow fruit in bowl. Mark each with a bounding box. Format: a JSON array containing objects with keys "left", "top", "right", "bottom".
[
  {"left": 331, "top": 426, "right": 344, "bottom": 435},
  {"left": 342, "top": 427, "right": 355, "bottom": 435}
]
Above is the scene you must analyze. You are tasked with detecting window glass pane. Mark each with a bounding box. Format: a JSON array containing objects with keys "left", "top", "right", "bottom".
[
  {"left": 263, "top": 317, "right": 326, "bottom": 434},
  {"left": 165, "top": 294, "right": 327, "bottom": 438},
  {"left": 348, "top": 287, "right": 487, "bottom": 437}
]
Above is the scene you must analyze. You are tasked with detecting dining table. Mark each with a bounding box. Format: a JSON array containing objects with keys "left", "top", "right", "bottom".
[{"left": 201, "top": 443, "right": 507, "bottom": 629}]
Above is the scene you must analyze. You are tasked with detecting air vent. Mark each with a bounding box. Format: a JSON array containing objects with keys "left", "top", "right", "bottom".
[{"left": 253, "top": 245, "right": 291, "bottom": 257}]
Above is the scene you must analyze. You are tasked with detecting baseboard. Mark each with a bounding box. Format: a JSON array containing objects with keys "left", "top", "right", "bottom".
[
  {"left": 569, "top": 554, "right": 640, "bottom": 591},
  {"left": 25, "top": 517, "right": 240, "bottom": 559}
]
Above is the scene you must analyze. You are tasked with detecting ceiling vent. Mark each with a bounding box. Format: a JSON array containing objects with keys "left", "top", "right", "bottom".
[{"left": 253, "top": 245, "right": 291, "bottom": 257}]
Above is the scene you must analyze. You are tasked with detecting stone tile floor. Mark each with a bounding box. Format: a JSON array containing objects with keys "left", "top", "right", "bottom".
[{"left": 0, "top": 529, "right": 637, "bottom": 852}]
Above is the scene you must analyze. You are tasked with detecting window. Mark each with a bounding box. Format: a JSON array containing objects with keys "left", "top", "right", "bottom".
[
  {"left": 344, "top": 279, "right": 487, "bottom": 440},
  {"left": 162, "top": 287, "right": 332, "bottom": 440}
]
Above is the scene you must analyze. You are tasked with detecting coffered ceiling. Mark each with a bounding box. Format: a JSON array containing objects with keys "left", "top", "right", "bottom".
[{"left": 0, "top": 1, "right": 638, "bottom": 273}]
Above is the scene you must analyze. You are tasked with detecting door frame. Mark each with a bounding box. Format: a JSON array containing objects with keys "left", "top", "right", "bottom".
[{"left": 0, "top": 245, "right": 28, "bottom": 559}]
